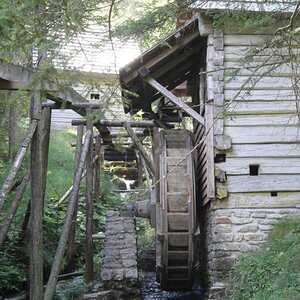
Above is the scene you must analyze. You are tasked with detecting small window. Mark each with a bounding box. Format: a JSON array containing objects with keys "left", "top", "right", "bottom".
[
  {"left": 215, "top": 153, "right": 226, "bottom": 163},
  {"left": 271, "top": 191, "right": 278, "bottom": 197},
  {"left": 90, "top": 93, "right": 100, "bottom": 100},
  {"left": 249, "top": 164, "right": 260, "bottom": 176}
]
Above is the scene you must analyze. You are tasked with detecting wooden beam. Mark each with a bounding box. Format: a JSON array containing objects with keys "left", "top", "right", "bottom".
[
  {"left": 151, "top": 42, "right": 203, "bottom": 81},
  {"left": 29, "top": 92, "right": 44, "bottom": 300},
  {"left": 0, "top": 60, "right": 115, "bottom": 142},
  {"left": 102, "top": 131, "right": 150, "bottom": 138},
  {"left": 119, "top": 23, "right": 200, "bottom": 85},
  {"left": 71, "top": 119, "right": 169, "bottom": 128},
  {"left": 85, "top": 108, "right": 94, "bottom": 282},
  {"left": 66, "top": 124, "right": 83, "bottom": 271},
  {"left": 0, "top": 60, "right": 87, "bottom": 104},
  {"left": 140, "top": 70, "right": 205, "bottom": 126},
  {"left": 124, "top": 121, "right": 155, "bottom": 178},
  {"left": 0, "top": 78, "right": 26, "bottom": 90},
  {"left": 42, "top": 102, "right": 101, "bottom": 109},
  {"left": 0, "top": 167, "right": 30, "bottom": 248},
  {"left": 94, "top": 135, "right": 101, "bottom": 203},
  {"left": 0, "top": 120, "right": 37, "bottom": 211}
]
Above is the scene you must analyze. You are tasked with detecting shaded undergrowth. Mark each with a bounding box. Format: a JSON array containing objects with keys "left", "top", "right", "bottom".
[{"left": 228, "top": 219, "right": 300, "bottom": 300}]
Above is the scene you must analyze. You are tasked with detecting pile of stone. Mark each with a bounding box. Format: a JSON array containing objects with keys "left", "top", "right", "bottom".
[{"left": 100, "top": 211, "right": 141, "bottom": 300}]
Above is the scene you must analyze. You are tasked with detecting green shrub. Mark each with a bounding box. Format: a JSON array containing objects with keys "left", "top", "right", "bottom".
[
  {"left": 0, "top": 129, "right": 125, "bottom": 295},
  {"left": 0, "top": 230, "right": 27, "bottom": 295},
  {"left": 136, "top": 218, "right": 155, "bottom": 252},
  {"left": 228, "top": 219, "right": 300, "bottom": 300}
]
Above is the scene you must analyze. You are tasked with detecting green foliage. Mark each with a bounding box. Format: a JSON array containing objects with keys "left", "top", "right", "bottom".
[
  {"left": 0, "top": 0, "right": 106, "bottom": 56},
  {"left": 136, "top": 218, "right": 155, "bottom": 252},
  {"left": 114, "top": 0, "right": 188, "bottom": 48},
  {"left": 207, "top": 9, "right": 278, "bottom": 33},
  {"left": 0, "top": 231, "right": 27, "bottom": 295},
  {"left": 0, "top": 129, "right": 125, "bottom": 295},
  {"left": 228, "top": 219, "right": 300, "bottom": 300},
  {"left": 54, "top": 278, "right": 101, "bottom": 300},
  {"left": 46, "top": 130, "right": 76, "bottom": 200}
]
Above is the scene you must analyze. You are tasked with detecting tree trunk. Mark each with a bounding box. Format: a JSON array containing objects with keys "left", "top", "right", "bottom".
[{"left": 85, "top": 109, "right": 94, "bottom": 282}]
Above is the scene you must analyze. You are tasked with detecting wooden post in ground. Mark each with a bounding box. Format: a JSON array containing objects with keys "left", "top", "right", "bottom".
[
  {"left": 0, "top": 120, "right": 37, "bottom": 211},
  {"left": 41, "top": 107, "right": 51, "bottom": 197},
  {"left": 29, "top": 95, "right": 51, "bottom": 299},
  {"left": 94, "top": 134, "right": 101, "bottom": 203},
  {"left": 137, "top": 153, "right": 143, "bottom": 188},
  {"left": 67, "top": 124, "right": 84, "bottom": 271},
  {"left": 85, "top": 108, "right": 94, "bottom": 282},
  {"left": 44, "top": 129, "right": 92, "bottom": 300},
  {"left": 0, "top": 166, "right": 30, "bottom": 248}
]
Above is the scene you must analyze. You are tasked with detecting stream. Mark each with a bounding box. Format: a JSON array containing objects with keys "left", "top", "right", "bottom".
[
  {"left": 138, "top": 249, "right": 205, "bottom": 300},
  {"left": 140, "top": 271, "right": 204, "bottom": 300}
]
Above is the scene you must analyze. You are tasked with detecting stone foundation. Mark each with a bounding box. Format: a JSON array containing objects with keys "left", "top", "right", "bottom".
[
  {"left": 100, "top": 212, "right": 141, "bottom": 299},
  {"left": 205, "top": 206, "right": 300, "bottom": 284}
]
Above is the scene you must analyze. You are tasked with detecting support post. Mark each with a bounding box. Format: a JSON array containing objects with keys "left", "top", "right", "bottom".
[
  {"left": 67, "top": 124, "right": 84, "bottom": 271},
  {"left": 44, "top": 129, "right": 92, "bottom": 300},
  {"left": 94, "top": 134, "right": 101, "bottom": 203},
  {"left": 30, "top": 93, "right": 51, "bottom": 299},
  {"left": 0, "top": 166, "right": 30, "bottom": 248},
  {"left": 0, "top": 120, "right": 37, "bottom": 211},
  {"left": 85, "top": 108, "right": 94, "bottom": 282},
  {"left": 137, "top": 154, "right": 143, "bottom": 188}
]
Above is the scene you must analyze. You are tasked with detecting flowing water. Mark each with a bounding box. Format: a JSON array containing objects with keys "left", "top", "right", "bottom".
[{"left": 140, "top": 271, "right": 205, "bottom": 300}]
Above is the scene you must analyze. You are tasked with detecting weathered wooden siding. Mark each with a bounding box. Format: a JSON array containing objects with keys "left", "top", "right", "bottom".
[
  {"left": 216, "top": 33, "right": 300, "bottom": 208},
  {"left": 50, "top": 82, "right": 126, "bottom": 131}
]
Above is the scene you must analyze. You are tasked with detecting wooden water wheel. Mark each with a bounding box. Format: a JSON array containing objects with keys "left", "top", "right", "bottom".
[{"left": 153, "top": 129, "right": 198, "bottom": 290}]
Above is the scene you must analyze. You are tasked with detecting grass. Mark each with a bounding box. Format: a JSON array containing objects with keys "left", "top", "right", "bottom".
[
  {"left": 228, "top": 219, "right": 300, "bottom": 300},
  {"left": 46, "top": 130, "right": 76, "bottom": 202}
]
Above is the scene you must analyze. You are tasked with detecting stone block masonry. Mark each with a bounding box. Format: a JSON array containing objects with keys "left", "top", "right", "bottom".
[
  {"left": 205, "top": 207, "right": 300, "bottom": 284},
  {"left": 100, "top": 211, "right": 141, "bottom": 300}
]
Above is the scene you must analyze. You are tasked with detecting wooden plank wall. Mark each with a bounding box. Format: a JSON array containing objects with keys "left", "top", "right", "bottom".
[
  {"left": 215, "top": 34, "right": 300, "bottom": 209},
  {"left": 50, "top": 83, "right": 125, "bottom": 131}
]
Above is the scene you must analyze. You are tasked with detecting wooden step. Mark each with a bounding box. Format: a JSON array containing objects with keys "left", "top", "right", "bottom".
[
  {"left": 166, "top": 159, "right": 187, "bottom": 174},
  {"left": 168, "top": 251, "right": 189, "bottom": 267},
  {"left": 167, "top": 267, "right": 189, "bottom": 279},
  {"left": 168, "top": 233, "right": 189, "bottom": 250},
  {"left": 167, "top": 213, "right": 189, "bottom": 232},
  {"left": 166, "top": 174, "right": 188, "bottom": 192},
  {"left": 167, "top": 149, "right": 189, "bottom": 157},
  {"left": 166, "top": 157, "right": 188, "bottom": 166},
  {"left": 167, "top": 192, "right": 189, "bottom": 212}
]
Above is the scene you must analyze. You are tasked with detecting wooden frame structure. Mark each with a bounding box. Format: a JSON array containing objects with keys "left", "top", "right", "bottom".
[{"left": 0, "top": 60, "right": 161, "bottom": 298}]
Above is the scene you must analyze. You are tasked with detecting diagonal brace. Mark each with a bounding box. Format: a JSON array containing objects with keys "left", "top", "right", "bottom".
[
  {"left": 124, "top": 121, "right": 155, "bottom": 178},
  {"left": 139, "top": 66, "right": 205, "bottom": 126}
]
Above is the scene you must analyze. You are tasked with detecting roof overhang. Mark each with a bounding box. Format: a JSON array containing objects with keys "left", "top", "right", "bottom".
[{"left": 119, "top": 18, "right": 207, "bottom": 116}]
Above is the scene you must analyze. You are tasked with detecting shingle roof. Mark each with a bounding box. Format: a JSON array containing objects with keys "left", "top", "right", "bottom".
[{"left": 54, "top": 24, "right": 141, "bottom": 74}]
